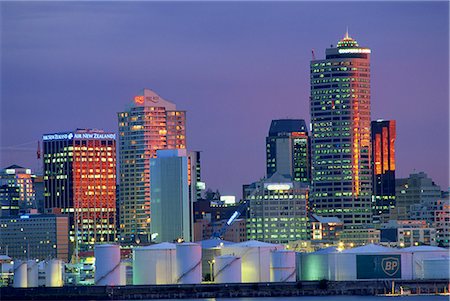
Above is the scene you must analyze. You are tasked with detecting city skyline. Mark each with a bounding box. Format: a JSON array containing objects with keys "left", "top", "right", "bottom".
[{"left": 1, "top": 1, "right": 449, "bottom": 198}]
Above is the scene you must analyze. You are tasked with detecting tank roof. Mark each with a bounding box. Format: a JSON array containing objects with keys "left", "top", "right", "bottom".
[
  {"left": 228, "top": 240, "right": 283, "bottom": 248},
  {"left": 195, "top": 238, "right": 234, "bottom": 249},
  {"left": 400, "top": 246, "right": 448, "bottom": 252},
  {"left": 342, "top": 244, "right": 397, "bottom": 254},
  {"left": 135, "top": 242, "right": 176, "bottom": 250}
]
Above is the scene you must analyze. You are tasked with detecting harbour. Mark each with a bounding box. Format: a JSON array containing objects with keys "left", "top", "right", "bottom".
[{"left": 1, "top": 279, "right": 449, "bottom": 300}]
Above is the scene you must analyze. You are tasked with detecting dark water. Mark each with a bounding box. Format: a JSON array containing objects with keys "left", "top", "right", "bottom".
[{"left": 142, "top": 296, "right": 448, "bottom": 301}]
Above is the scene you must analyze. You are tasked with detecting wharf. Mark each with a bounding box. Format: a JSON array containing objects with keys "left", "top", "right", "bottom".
[{"left": 1, "top": 279, "right": 449, "bottom": 300}]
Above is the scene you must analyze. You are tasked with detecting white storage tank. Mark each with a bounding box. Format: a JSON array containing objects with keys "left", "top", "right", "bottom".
[
  {"left": 214, "top": 255, "right": 241, "bottom": 283},
  {"left": 422, "top": 258, "right": 450, "bottom": 279},
  {"left": 133, "top": 242, "right": 176, "bottom": 285},
  {"left": 300, "top": 247, "right": 337, "bottom": 280},
  {"left": 13, "top": 260, "right": 27, "bottom": 288},
  {"left": 176, "top": 242, "right": 201, "bottom": 284},
  {"left": 27, "top": 260, "right": 39, "bottom": 287},
  {"left": 271, "top": 250, "right": 295, "bottom": 282},
  {"left": 222, "top": 240, "right": 284, "bottom": 283},
  {"left": 337, "top": 244, "right": 412, "bottom": 281},
  {"left": 401, "top": 246, "right": 449, "bottom": 279},
  {"left": 45, "top": 259, "right": 63, "bottom": 287},
  {"left": 95, "top": 244, "right": 121, "bottom": 286}
]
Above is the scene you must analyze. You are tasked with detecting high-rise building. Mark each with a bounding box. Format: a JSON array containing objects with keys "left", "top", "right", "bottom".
[
  {"left": 0, "top": 165, "right": 36, "bottom": 212},
  {"left": 371, "top": 120, "right": 396, "bottom": 223},
  {"left": 245, "top": 173, "right": 309, "bottom": 244},
  {"left": 0, "top": 214, "right": 69, "bottom": 261},
  {"left": 310, "top": 31, "right": 372, "bottom": 227},
  {"left": 43, "top": 129, "right": 117, "bottom": 245},
  {"left": 150, "top": 149, "right": 190, "bottom": 243},
  {"left": 118, "top": 89, "right": 186, "bottom": 243},
  {"left": 392, "top": 172, "right": 442, "bottom": 221},
  {"left": 266, "top": 119, "right": 310, "bottom": 183}
]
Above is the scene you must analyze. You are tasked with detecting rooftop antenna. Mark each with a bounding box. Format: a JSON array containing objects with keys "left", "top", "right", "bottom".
[
  {"left": 345, "top": 26, "right": 349, "bottom": 39},
  {"left": 311, "top": 49, "right": 316, "bottom": 60}
]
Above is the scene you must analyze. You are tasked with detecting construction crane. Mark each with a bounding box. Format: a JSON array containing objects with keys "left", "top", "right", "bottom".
[{"left": 210, "top": 201, "right": 247, "bottom": 239}]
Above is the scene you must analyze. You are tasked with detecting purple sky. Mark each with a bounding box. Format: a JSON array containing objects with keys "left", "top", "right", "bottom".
[{"left": 1, "top": 2, "right": 448, "bottom": 198}]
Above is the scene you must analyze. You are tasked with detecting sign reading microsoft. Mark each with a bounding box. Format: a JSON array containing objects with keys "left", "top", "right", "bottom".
[{"left": 356, "top": 255, "right": 401, "bottom": 279}]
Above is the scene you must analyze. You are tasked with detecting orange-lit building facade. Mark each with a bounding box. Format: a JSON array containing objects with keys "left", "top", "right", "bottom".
[
  {"left": 118, "top": 89, "right": 186, "bottom": 243},
  {"left": 43, "top": 129, "right": 117, "bottom": 245},
  {"left": 371, "top": 120, "right": 396, "bottom": 223},
  {"left": 310, "top": 32, "right": 372, "bottom": 227}
]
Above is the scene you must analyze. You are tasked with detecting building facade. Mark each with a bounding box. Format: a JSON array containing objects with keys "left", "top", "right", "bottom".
[
  {"left": 266, "top": 119, "right": 310, "bottom": 183},
  {"left": 310, "top": 32, "right": 372, "bottom": 228},
  {"left": 392, "top": 172, "right": 442, "bottom": 221},
  {"left": 150, "top": 149, "right": 190, "bottom": 243},
  {"left": 0, "top": 214, "right": 69, "bottom": 261},
  {"left": 380, "top": 220, "right": 437, "bottom": 247},
  {"left": 0, "top": 184, "right": 19, "bottom": 217},
  {"left": 43, "top": 129, "right": 117, "bottom": 245},
  {"left": 118, "top": 88, "right": 186, "bottom": 243},
  {"left": 371, "top": 120, "right": 396, "bottom": 224},
  {"left": 433, "top": 199, "right": 450, "bottom": 247},
  {"left": 246, "top": 173, "right": 309, "bottom": 244},
  {"left": 0, "top": 165, "right": 36, "bottom": 212}
]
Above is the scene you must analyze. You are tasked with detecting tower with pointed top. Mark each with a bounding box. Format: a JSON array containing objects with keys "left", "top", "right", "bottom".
[
  {"left": 310, "top": 32, "right": 372, "bottom": 228},
  {"left": 118, "top": 89, "right": 186, "bottom": 243}
]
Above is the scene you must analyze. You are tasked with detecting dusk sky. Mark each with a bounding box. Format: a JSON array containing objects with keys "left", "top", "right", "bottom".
[{"left": 1, "top": 1, "right": 448, "bottom": 198}]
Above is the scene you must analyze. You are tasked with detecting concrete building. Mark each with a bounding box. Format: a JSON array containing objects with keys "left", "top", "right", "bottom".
[
  {"left": 0, "top": 184, "right": 19, "bottom": 217},
  {"left": 0, "top": 165, "right": 36, "bottom": 212},
  {"left": 150, "top": 149, "right": 190, "bottom": 243},
  {"left": 371, "top": 120, "right": 396, "bottom": 224},
  {"left": 43, "top": 129, "right": 117, "bottom": 244},
  {"left": 266, "top": 119, "right": 310, "bottom": 183},
  {"left": 380, "top": 220, "right": 437, "bottom": 247},
  {"left": 193, "top": 218, "right": 247, "bottom": 242},
  {"left": 433, "top": 199, "right": 450, "bottom": 247},
  {"left": 0, "top": 214, "right": 69, "bottom": 261},
  {"left": 392, "top": 172, "right": 441, "bottom": 221},
  {"left": 245, "top": 173, "right": 309, "bottom": 244},
  {"left": 310, "top": 31, "right": 372, "bottom": 229},
  {"left": 340, "top": 228, "right": 380, "bottom": 246},
  {"left": 310, "top": 214, "right": 343, "bottom": 242},
  {"left": 118, "top": 88, "right": 186, "bottom": 244}
]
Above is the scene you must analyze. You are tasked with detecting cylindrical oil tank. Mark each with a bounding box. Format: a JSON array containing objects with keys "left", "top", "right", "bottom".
[
  {"left": 119, "top": 262, "right": 126, "bottom": 286},
  {"left": 45, "top": 259, "right": 63, "bottom": 287},
  {"left": 214, "top": 255, "right": 241, "bottom": 283},
  {"left": 176, "top": 242, "right": 201, "bottom": 284},
  {"left": 301, "top": 254, "right": 330, "bottom": 280},
  {"left": 27, "top": 260, "right": 39, "bottom": 287},
  {"left": 271, "top": 250, "right": 296, "bottom": 282},
  {"left": 222, "top": 240, "right": 283, "bottom": 283},
  {"left": 95, "top": 244, "right": 121, "bottom": 286},
  {"left": 422, "top": 258, "right": 450, "bottom": 279},
  {"left": 13, "top": 260, "right": 27, "bottom": 288},
  {"left": 133, "top": 242, "right": 176, "bottom": 285}
]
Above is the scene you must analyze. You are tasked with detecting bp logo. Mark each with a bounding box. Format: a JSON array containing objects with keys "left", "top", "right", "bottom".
[{"left": 381, "top": 257, "right": 400, "bottom": 276}]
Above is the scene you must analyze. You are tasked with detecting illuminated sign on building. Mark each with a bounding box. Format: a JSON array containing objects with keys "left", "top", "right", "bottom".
[
  {"left": 338, "top": 48, "right": 371, "bottom": 54},
  {"left": 265, "top": 183, "right": 293, "bottom": 191},
  {"left": 134, "top": 95, "right": 159, "bottom": 104},
  {"left": 43, "top": 132, "right": 116, "bottom": 141}
]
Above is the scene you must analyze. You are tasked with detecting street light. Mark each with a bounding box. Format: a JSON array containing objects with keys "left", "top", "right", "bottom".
[{"left": 207, "top": 259, "right": 215, "bottom": 282}]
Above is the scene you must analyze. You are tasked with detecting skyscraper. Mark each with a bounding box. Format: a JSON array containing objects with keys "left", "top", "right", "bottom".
[
  {"left": 310, "top": 31, "right": 372, "bottom": 227},
  {"left": 371, "top": 120, "right": 396, "bottom": 223},
  {"left": 266, "top": 119, "right": 310, "bottom": 183},
  {"left": 150, "top": 149, "right": 190, "bottom": 243},
  {"left": 118, "top": 88, "right": 186, "bottom": 243},
  {"left": 43, "top": 129, "right": 117, "bottom": 244}
]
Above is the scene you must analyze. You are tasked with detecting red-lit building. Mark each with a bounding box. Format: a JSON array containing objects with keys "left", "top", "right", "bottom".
[
  {"left": 43, "top": 129, "right": 116, "bottom": 245},
  {"left": 118, "top": 89, "right": 186, "bottom": 243},
  {"left": 371, "top": 120, "right": 396, "bottom": 223}
]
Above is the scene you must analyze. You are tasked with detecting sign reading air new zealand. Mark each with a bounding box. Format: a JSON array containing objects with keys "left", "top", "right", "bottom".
[{"left": 356, "top": 255, "right": 401, "bottom": 279}]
